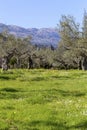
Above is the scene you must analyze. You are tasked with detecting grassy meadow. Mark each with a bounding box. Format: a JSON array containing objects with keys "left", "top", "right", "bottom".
[{"left": 0, "top": 69, "right": 87, "bottom": 130}]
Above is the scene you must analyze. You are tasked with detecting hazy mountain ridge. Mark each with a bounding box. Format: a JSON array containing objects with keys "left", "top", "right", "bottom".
[{"left": 0, "top": 23, "right": 59, "bottom": 46}]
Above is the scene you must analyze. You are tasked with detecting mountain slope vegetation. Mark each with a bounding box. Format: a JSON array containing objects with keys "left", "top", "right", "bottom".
[{"left": 0, "top": 23, "right": 59, "bottom": 46}]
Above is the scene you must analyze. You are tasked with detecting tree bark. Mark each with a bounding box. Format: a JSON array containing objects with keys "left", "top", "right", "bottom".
[
  {"left": 81, "top": 57, "right": 87, "bottom": 70},
  {"left": 2, "top": 57, "right": 8, "bottom": 71}
]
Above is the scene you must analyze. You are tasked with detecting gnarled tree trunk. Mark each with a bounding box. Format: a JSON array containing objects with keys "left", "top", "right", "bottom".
[
  {"left": 81, "top": 57, "right": 87, "bottom": 70},
  {"left": 2, "top": 57, "right": 8, "bottom": 71},
  {"left": 28, "top": 56, "right": 33, "bottom": 69}
]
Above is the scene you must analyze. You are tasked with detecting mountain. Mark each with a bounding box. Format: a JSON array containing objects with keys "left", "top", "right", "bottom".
[{"left": 0, "top": 23, "right": 60, "bottom": 47}]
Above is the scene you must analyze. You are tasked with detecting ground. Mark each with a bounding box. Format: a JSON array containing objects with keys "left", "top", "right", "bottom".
[{"left": 0, "top": 69, "right": 87, "bottom": 130}]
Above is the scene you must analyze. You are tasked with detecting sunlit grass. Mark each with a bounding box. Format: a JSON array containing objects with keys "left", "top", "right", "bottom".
[{"left": 0, "top": 69, "right": 87, "bottom": 129}]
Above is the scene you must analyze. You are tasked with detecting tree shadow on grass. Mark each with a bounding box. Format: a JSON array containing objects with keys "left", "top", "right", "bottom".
[
  {"left": 0, "top": 75, "right": 10, "bottom": 80},
  {"left": 0, "top": 87, "right": 21, "bottom": 99},
  {"left": 70, "top": 120, "right": 87, "bottom": 129},
  {"left": 29, "top": 88, "right": 86, "bottom": 98},
  {"left": 28, "top": 120, "right": 87, "bottom": 130},
  {"left": 26, "top": 88, "right": 86, "bottom": 105},
  {"left": 58, "top": 89, "right": 86, "bottom": 97},
  {"left": 28, "top": 120, "right": 69, "bottom": 130},
  {"left": 31, "top": 76, "right": 47, "bottom": 81},
  {"left": 51, "top": 75, "right": 70, "bottom": 80},
  {"left": 1, "top": 87, "right": 19, "bottom": 92},
  {"left": 51, "top": 72, "right": 87, "bottom": 80},
  {"left": 0, "top": 75, "right": 16, "bottom": 80}
]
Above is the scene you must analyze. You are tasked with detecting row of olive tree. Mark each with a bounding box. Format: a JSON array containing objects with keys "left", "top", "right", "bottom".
[
  {"left": 1, "top": 11, "right": 87, "bottom": 70},
  {"left": 54, "top": 10, "right": 87, "bottom": 70},
  {"left": 0, "top": 31, "right": 55, "bottom": 70}
]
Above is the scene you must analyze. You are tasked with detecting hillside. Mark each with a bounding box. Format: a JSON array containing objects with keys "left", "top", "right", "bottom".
[{"left": 0, "top": 23, "right": 59, "bottom": 47}]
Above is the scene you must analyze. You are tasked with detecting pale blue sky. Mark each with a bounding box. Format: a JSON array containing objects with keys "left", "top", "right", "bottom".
[{"left": 0, "top": 0, "right": 87, "bottom": 28}]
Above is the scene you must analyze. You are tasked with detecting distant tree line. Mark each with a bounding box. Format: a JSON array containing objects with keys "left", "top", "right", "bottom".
[
  {"left": 1, "top": 11, "right": 87, "bottom": 70},
  {"left": 0, "top": 31, "right": 55, "bottom": 70}
]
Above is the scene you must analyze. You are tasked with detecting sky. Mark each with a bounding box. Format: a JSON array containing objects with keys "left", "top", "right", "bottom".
[{"left": 0, "top": 0, "right": 87, "bottom": 28}]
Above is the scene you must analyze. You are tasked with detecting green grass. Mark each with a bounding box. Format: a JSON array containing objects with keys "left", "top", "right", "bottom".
[{"left": 0, "top": 69, "right": 87, "bottom": 129}]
